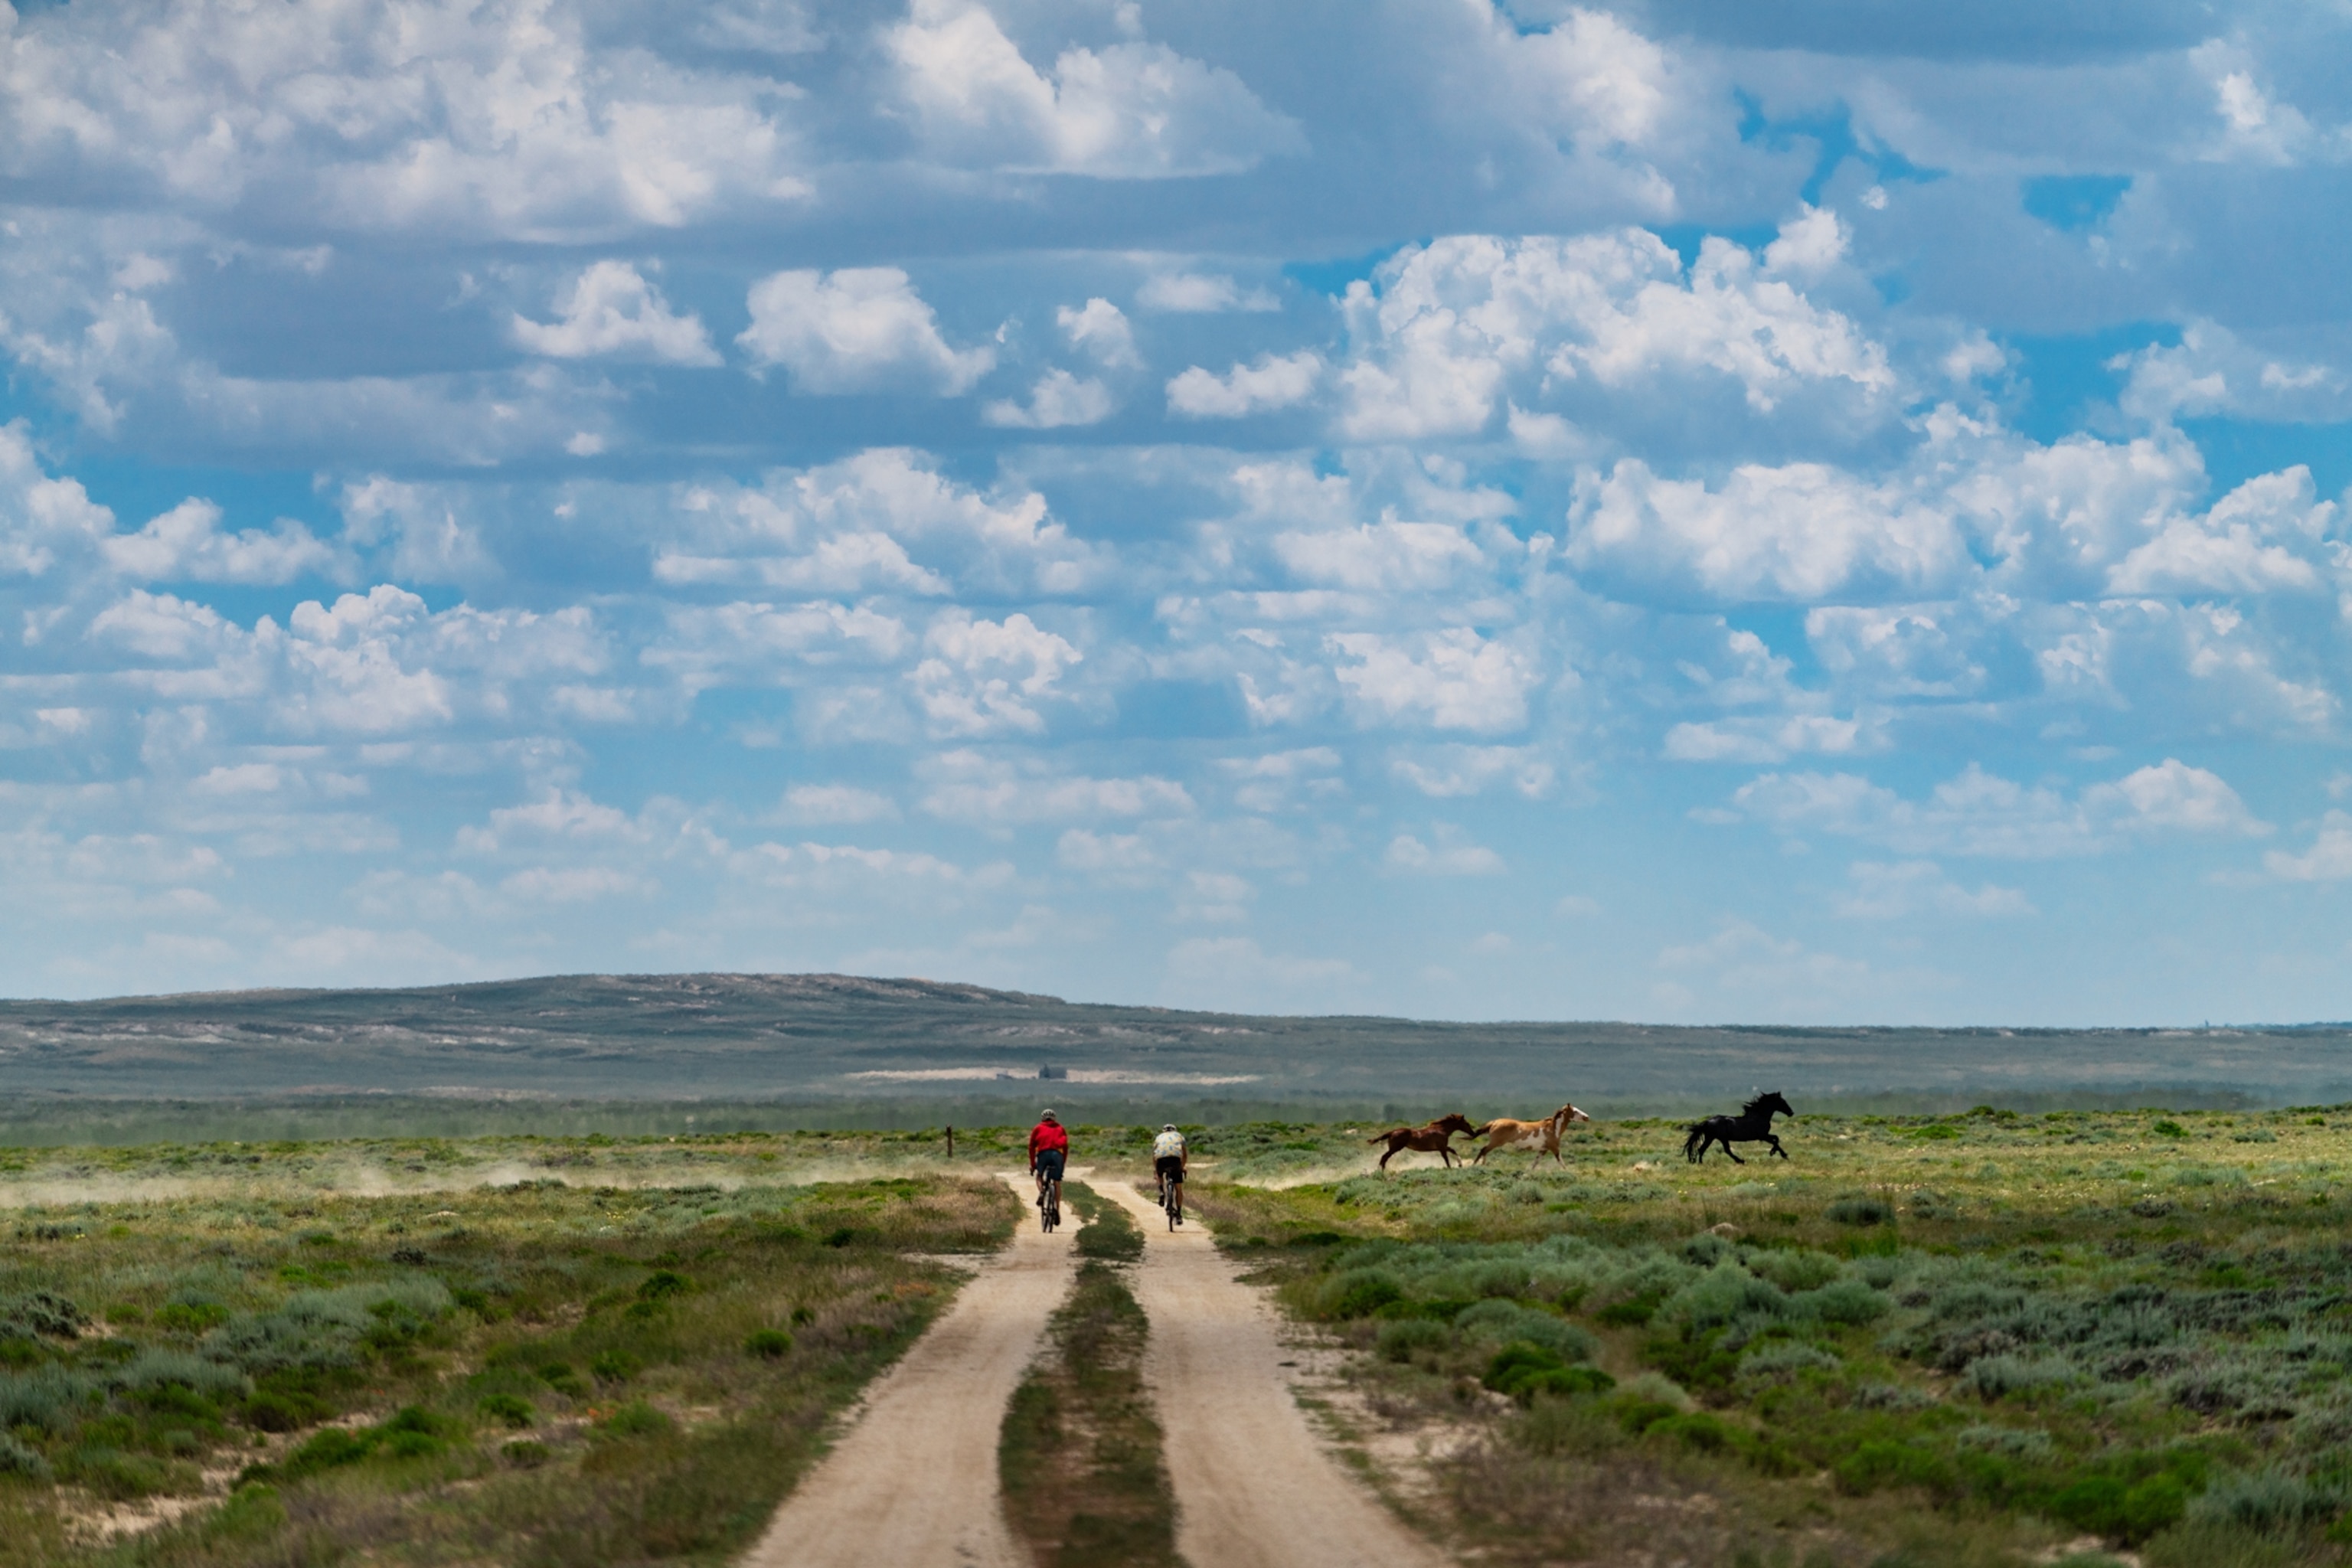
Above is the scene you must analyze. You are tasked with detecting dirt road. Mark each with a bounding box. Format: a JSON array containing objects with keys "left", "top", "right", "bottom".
[
  {"left": 741, "top": 1173, "right": 1077, "bottom": 1568},
  {"left": 1099, "top": 1181, "right": 1450, "bottom": 1568}
]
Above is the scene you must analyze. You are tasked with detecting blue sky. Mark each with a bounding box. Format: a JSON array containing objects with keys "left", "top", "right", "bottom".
[{"left": 4, "top": 0, "right": 2352, "bottom": 1024}]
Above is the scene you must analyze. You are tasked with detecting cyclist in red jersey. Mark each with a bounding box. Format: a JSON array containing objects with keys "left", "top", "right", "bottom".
[{"left": 1028, "top": 1110, "right": 1069, "bottom": 1208}]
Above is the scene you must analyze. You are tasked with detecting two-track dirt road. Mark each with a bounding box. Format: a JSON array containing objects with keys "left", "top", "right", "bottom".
[
  {"left": 740, "top": 1173, "right": 1078, "bottom": 1568},
  {"left": 1098, "top": 1180, "right": 1448, "bottom": 1568},
  {"left": 743, "top": 1171, "right": 1446, "bottom": 1568}
]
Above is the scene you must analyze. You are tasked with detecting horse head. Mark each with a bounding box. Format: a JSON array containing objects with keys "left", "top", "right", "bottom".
[
  {"left": 1555, "top": 1103, "right": 1591, "bottom": 1126},
  {"left": 1753, "top": 1090, "right": 1794, "bottom": 1120},
  {"left": 1436, "top": 1112, "right": 1480, "bottom": 1135}
]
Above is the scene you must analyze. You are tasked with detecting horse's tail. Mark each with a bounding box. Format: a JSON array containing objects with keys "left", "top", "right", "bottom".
[
  {"left": 1468, "top": 1121, "right": 1494, "bottom": 1138},
  {"left": 1681, "top": 1122, "right": 1706, "bottom": 1160},
  {"left": 1366, "top": 1130, "right": 1392, "bottom": 1144}
]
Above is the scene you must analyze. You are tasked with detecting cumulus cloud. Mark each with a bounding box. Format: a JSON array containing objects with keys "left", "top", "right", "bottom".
[
  {"left": 909, "top": 610, "right": 1083, "bottom": 736},
  {"left": 1835, "top": 860, "right": 2036, "bottom": 918},
  {"left": 1328, "top": 628, "right": 1537, "bottom": 733},
  {"left": 1057, "top": 298, "right": 1140, "bottom": 367},
  {"left": 2265, "top": 812, "right": 2352, "bottom": 881},
  {"left": 1334, "top": 227, "right": 1893, "bottom": 442},
  {"left": 655, "top": 448, "right": 1100, "bottom": 597},
  {"left": 103, "top": 500, "right": 337, "bottom": 585},
  {"left": 1720, "top": 759, "right": 2269, "bottom": 858},
  {"left": 0, "top": 0, "right": 813, "bottom": 237},
  {"left": 983, "top": 368, "right": 1116, "bottom": 428},
  {"left": 737, "top": 268, "right": 994, "bottom": 394},
  {"left": 918, "top": 750, "right": 1191, "bottom": 824},
  {"left": 884, "top": 0, "right": 1305, "bottom": 178},
  {"left": 511, "top": 261, "right": 720, "bottom": 365},
  {"left": 1137, "top": 273, "right": 1279, "bottom": 313},
  {"left": 1385, "top": 825, "right": 1505, "bottom": 875},
  {"left": 1167, "top": 352, "right": 1321, "bottom": 419}
]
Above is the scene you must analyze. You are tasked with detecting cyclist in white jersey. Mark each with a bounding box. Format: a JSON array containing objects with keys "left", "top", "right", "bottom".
[{"left": 1152, "top": 1124, "right": 1187, "bottom": 1219}]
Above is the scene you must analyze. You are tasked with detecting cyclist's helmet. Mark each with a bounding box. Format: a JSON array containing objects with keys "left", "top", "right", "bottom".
[
  {"left": 1163, "top": 1124, "right": 1178, "bottom": 1132},
  {"left": 1041, "top": 1109, "right": 1058, "bottom": 1122}
]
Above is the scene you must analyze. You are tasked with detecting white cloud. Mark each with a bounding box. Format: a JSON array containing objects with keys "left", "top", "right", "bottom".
[
  {"left": 511, "top": 261, "right": 720, "bottom": 365},
  {"left": 2265, "top": 812, "right": 2352, "bottom": 881},
  {"left": 908, "top": 611, "right": 1083, "bottom": 737},
  {"left": 1385, "top": 825, "right": 1504, "bottom": 876},
  {"left": 1835, "top": 860, "right": 2035, "bottom": 919},
  {"left": 500, "top": 865, "right": 652, "bottom": 903},
  {"left": 778, "top": 784, "right": 899, "bottom": 825},
  {"left": 884, "top": 0, "right": 1304, "bottom": 178},
  {"left": 919, "top": 750, "right": 1191, "bottom": 824},
  {"left": 655, "top": 449, "right": 1099, "bottom": 598},
  {"left": 983, "top": 368, "right": 1116, "bottom": 429},
  {"left": 0, "top": 419, "right": 115, "bottom": 577},
  {"left": 737, "top": 268, "right": 994, "bottom": 394},
  {"left": 1335, "top": 229, "right": 1893, "bottom": 442},
  {"left": 1136, "top": 273, "right": 1279, "bottom": 313},
  {"left": 1723, "top": 760, "right": 2269, "bottom": 858},
  {"left": 1662, "top": 714, "right": 1880, "bottom": 765},
  {"left": 1390, "top": 744, "right": 1553, "bottom": 799},
  {"left": 103, "top": 499, "right": 337, "bottom": 585},
  {"left": 1057, "top": 828, "right": 1157, "bottom": 874},
  {"left": 0, "top": 0, "right": 812, "bottom": 237},
  {"left": 1328, "top": 628, "right": 1536, "bottom": 733},
  {"left": 1570, "top": 458, "right": 1965, "bottom": 602},
  {"left": 1057, "top": 298, "right": 1140, "bottom": 367},
  {"left": 1167, "top": 351, "right": 1321, "bottom": 419},
  {"left": 338, "top": 478, "right": 497, "bottom": 586}
]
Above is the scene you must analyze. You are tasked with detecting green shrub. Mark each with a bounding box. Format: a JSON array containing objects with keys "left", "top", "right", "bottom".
[
  {"left": 1375, "top": 1318, "right": 1446, "bottom": 1362},
  {"left": 1828, "top": 1195, "right": 1895, "bottom": 1226},
  {"left": 2151, "top": 1120, "right": 2187, "bottom": 1138},
  {"left": 0, "top": 1430, "right": 49, "bottom": 1478},
  {"left": 2187, "top": 1466, "right": 2341, "bottom": 1532},
  {"left": 282, "top": 1427, "right": 377, "bottom": 1478},
  {"left": 1321, "top": 1269, "right": 1404, "bottom": 1319},
  {"left": 636, "top": 1271, "right": 691, "bottom": 1301},
  {"left": 0, "top": 1289, "right": 90, "bottom": 1339},
  {"left": 501, "top": 1439, "right": 550, "bottom": 1468},
  {"left": 241, "top": 1392, "right": 305, "bottom": 1432},
  {"left": 1834, "top": 1439, "right": 1955, "bottom": 1498},
  {"left": 479, "top": 1393, "right": 536, "bottom": 1427},
  {"left": 1648, "top": 1411, "right": 1734, "bottom": 1452},
  {"left": 1455, "top": 1299, "right": 1593, "bottom": 1361},
  {"left": 539, "top": 1362, "right": 586, "bottom": 1397},
  {"left": 746, "top": 1329, "right": 793, "bottom": 1359},
  {"left": 596, "top": 1400, "right": 674, "bottom": 1439},
  {"left": 590, "top": 1349, "right": 641, "bottom": 1382},
  {"left": 0, "top": 1363, "right": 93, "bottom": 1432}
]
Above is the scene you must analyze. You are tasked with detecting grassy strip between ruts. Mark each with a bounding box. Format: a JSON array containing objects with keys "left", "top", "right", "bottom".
[
  {"left": 998, "top": 1181, "right": 1177, "bottom": 1568},
  {"left": 0, "top": 1172, "right": 1014, "bottom": 1567}
]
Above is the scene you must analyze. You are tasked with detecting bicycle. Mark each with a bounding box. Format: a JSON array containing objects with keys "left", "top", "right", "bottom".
[
  {"left": 1039, "top": 1173, "right": 1061, "bottom": 1232},
  {"left": 1160, "top": 1171, "right": 1183, "bottom": 1230}
]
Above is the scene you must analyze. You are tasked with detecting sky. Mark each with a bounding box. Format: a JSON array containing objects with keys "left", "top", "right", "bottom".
[{"left": 4, "top": 0, "right": 2352, "bottom": 1024}]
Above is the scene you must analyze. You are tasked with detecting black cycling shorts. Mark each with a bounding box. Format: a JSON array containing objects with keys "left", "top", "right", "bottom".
[
  {"left": 1034, "top": 1148, "right": 1067, "bottom": 1183},
  {"left": 1155, "top": 1155, "right": 1184, "bottom": 1184}
]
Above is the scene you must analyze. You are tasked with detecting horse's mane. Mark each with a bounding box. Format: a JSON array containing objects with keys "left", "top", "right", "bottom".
[{"left": 1740, "top": 1091, "right": 1779, "bottom": 1116}]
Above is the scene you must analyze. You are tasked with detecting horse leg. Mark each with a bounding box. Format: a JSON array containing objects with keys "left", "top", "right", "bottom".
[
  {"left": 1767, "top": 1135, "right": 1788, "bottom": 1160},
  {"left": 1722, "top": 1142, "right": 1746, "bottom": 1165},
  {"left": 1377, "top": 1144, "right": 1395, "bottom": 1172},
  {"left": 1439, "top": 1145, "right": 1456, "bottom": 1168}
]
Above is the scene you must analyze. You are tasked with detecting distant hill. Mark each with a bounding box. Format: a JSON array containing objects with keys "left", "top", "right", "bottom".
[{"left": 4, "top": 972, "right": 2350, "bottom": 1115}]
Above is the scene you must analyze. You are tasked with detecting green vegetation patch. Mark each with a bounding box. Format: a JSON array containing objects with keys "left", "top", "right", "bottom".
[
  {"left": 0, "top": 1167, "right": 1012, "bottom": 1567},
  {"left": 999, "top": 1183, "right": 1178, "bottom": 1567},
  {"left": 1190, "top": 1103, "right": 2352, "bottom": 1566}
]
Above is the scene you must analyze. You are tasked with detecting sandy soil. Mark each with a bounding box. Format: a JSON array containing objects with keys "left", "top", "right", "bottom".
[
  {"left": 740, "top": 1172, "right": 1079, "bottom": 1568},
  {"left": 1098, "top": 1180, "right": 1450, "bottom": 1568}
]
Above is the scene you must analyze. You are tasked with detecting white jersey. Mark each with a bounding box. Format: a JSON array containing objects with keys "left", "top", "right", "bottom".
[{"left": 1153, "top": 1130, "right": 1186, "bottom": 1160}]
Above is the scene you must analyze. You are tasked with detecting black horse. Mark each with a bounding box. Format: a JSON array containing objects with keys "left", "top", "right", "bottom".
[{"left": 1684, "top": 1091, "right": 1794, "bottom": 1164}]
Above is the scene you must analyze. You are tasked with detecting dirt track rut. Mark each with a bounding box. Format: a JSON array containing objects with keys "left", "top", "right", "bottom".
[
  {"left": 740, "top": 1173, "right": 1077, "bottom": 1568},
  {"left": 1099, "top": 1180, "right": 1449, "bottom": 1568}
]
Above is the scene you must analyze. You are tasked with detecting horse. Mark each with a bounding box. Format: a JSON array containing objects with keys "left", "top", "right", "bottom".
[
  {"left": 1470, "top": 1104, "right": 1591, "bottom": 1165},
  {"left": 1367, "top": 1112, "right": 1480, "bottom": 1171},
  {"left": 1684, "top": 1091, "right": 1795, "bottom": 1165}
]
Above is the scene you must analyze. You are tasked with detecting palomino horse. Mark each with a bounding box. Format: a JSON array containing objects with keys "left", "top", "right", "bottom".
[
  {"left": 1684, "top": 1091, "right": 1794, "bottom": 1164},
  {"left": 1470, "top": 1104, "right": 1590, "bottom": 1165},
  {"left": 1367, "top": 1112, "right": 1481, "bottom": 1171}
]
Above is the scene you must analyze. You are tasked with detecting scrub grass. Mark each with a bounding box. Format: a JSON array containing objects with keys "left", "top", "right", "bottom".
[
  {"left": 1181, "top": 1104, "right": 2352, "bottom": 1567},
  {"left": 0, "top": 1165, "right": 1013, "bottom": 1566},
  {"left": 998, "top": 1183, "right": 1178, "bottom": 1567}
]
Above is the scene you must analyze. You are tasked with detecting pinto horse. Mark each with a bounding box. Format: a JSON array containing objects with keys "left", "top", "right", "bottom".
[
  {"left": 1471, "top": 1104, "right": 1590, "bottom": 1165},
  {"left": 1367, "top": 1112, "right": 1480, "bottom": 1171},
  {"left": 1684, "top": 1091, "right": 1795, "bottom": 1165}
]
